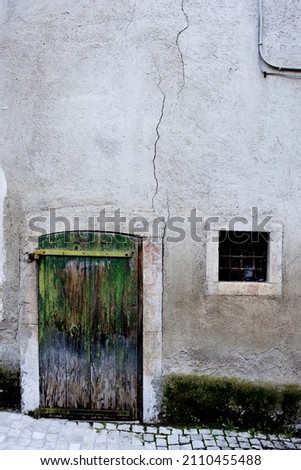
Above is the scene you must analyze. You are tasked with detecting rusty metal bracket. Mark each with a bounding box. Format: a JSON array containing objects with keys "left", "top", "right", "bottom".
[{"left": 33, "top": 249, "right": 133, "bottom": 260}]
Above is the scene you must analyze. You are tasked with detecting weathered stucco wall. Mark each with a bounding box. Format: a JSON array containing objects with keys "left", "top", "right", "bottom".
[{"left": 0, "top": 0, "right": 301, "bottom": 418}]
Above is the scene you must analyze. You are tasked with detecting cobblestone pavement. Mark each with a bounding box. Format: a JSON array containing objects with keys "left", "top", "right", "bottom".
[{"left": 0, "top": 412, "right": 301, "bottom": 450}]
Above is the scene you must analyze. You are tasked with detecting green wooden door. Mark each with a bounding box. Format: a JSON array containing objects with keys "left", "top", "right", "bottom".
[{"left": 37, "top": 232, "right": 142, "bottom": 420}]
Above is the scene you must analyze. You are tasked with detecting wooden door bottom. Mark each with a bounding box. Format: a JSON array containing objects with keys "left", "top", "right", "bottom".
[{"left": 37, "top": 407, "right": 132, "bottom": 420}]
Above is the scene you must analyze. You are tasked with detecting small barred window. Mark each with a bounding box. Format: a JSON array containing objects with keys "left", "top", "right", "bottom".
[{"left": 218, "top": 231, "right": 269, "bottom": 282}]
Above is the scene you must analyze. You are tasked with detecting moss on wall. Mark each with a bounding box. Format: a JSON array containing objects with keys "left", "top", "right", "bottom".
[
  {"left": 161, "top": 374, "right": 301, "bottom": 434},
  {"left": 0, "top": 364, "right": 21, "bottom": 410}
]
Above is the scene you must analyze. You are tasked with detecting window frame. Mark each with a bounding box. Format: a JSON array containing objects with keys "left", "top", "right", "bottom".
[{"left": 206, "top": 220, "right": 283, "bottom": 296}]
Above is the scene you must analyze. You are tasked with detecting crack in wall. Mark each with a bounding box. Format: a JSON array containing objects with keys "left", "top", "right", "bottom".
[
  {"left": 151, "top": 84, "right": 166, "bottom": 211},
  {"left": 176, "top": 0, "right": 189, "bottom": 94}
]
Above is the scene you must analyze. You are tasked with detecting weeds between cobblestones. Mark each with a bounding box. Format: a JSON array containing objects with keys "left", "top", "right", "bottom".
[{"left": 0, "top": 412, "right": 301, "bottom": 450}]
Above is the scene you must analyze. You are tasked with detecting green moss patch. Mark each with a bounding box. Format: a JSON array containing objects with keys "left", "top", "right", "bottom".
[
  {"left": 0, "top": 365, "right": 21, "bottom": 410},
  {"left": 161, "top": 374, "right": 301, "bottom": 434}
]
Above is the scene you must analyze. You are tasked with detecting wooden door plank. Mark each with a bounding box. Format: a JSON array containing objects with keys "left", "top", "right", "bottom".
[
  {"left": 39, "top": 257, "right": 67, "bottom": 408},
  {"left": 90, "top": 255, "right": 139, "bottom": 417},
  {"left": 63, "top": 259, "right": 91, "bottom": 409}
]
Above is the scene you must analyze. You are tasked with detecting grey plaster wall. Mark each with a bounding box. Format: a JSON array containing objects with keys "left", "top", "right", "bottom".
[{"left": 0, "top": 0, "right": 301, "bottom": 414}]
